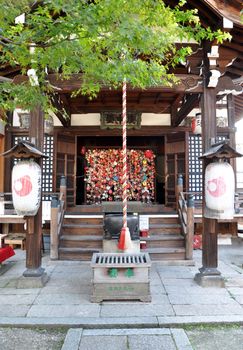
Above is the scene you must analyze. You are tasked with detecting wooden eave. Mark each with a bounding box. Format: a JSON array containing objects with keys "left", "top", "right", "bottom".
[{"left": 0, "top": 0, "right": 242, "bottom": 125}]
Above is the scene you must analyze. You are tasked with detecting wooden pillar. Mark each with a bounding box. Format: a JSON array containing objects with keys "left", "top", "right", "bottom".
[
  {"left": 186, "top": 194, "right": 194, "bottom": 260},
  {"left": 0, "top": 135, "right": 4, "bottom": 192},
  {"left": 195, "top": 51, "right": 224, "bottom": 286},
  {"left": 201, "top": 88, "right": 219, "bottom": 274},
  {"left": 23, "top": 106, "right": 45, "bottom": 277},
  {"left": 176, "top": 174, "right": 183, "bottom": 210},
  {"left": 3, "top": 113, "right": 13, "bottom": 192},
  {"left": 227, "top": 94, "right": 236, "bottom": 175}
]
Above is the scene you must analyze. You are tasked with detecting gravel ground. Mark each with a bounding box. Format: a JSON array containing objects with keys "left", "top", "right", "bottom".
[
  {"left": 0, "top": 327, "right": 66, "bottom": 350},
  {"left": 186, "top": 325, "right": 243, "bottom": 350}
]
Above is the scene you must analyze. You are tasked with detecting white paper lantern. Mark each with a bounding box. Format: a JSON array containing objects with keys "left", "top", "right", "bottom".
[
  {"left": 12, "top": 159, "right": 41, "bottom": 216},
  {"left": 191, "top": 113, "right": 202, "bottom": 135},
  {"left": 205, "top": 161, "right": 235, "bottom": 219}
]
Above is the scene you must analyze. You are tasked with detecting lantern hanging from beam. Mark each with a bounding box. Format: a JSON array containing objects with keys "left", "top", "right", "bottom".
[
  {"left": 205, "top": 160, "right": 234, "bottom": 219},
  {"left": 12, "top": 159, "right": 41, "bottom": 216}
]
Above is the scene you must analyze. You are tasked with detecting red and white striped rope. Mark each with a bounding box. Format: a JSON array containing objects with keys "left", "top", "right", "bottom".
[{"left": 122, "top": 79, "right": 127, "bottom": 228}]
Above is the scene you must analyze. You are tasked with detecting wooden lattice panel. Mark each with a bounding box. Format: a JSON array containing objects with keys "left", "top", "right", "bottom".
[
  {"left": 189, "top": 135, "right": 227, "bottom": 201},
  {"left": 188, "top": 135, "right": 203, "bottom": 200}
]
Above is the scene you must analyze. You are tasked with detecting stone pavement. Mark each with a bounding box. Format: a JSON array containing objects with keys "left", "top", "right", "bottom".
[
  {"left": 0, "top": 238, "right": 243, "bottom": 349},
  {"left": 61, "top": 328, "right": 193, "bottom": 350}
]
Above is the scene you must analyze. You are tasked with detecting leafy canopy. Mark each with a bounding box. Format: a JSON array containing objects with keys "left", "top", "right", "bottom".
[{"left": 0, "top": 0, "right": 231, "bottom": 115}]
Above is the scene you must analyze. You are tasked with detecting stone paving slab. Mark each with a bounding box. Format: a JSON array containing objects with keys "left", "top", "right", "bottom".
[
  {"left": 26, "top": 304, "right": 101, "bottom": 318},
  {"left": 33, "top": 292, "right": 91, "bottom": 305},
  {"left": 0, "top": 288, "right": 41, "bottom": 295},
  {"left": 0, "top": 316, "right": 159, "bottom": 327},
  {"left": 158, "top": 315, "right": 243, "bottom": 327},
  {"left": 173, "top": 303, "right": 243, "bottom": 316},
  {"left": 40, "top": 284, "right": 90, "bottom": 294},
  {"left": 61, "top": 328, "right": 193, "bottom": 350},
  {"left": 128, "top": 334, "right": 177, "bottom": 350},
  {"left": 168, "top": 293, "right": 238, "bottom": 305},
  {"left": 227, "top": 287, "right": 243, "bottom": 295},
  {"left": 79, "top": 335, "right": 128, "bottom": 350},
  {"left": 0, "top": 294, "right": 37, "bottom": 305},
  {"left": 0, "top": 305, "right": 30, "bottom": 317},
  {"left": 100, "top": 303, "right": 175, "bottom": 317},
  {"left": 164, "top": 285, "right": 230, "bottom": 295}
]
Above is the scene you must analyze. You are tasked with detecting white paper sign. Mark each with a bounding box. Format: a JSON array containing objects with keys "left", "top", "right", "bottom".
[{"left": 139, "top": 215, "right": 149, "bottom": 230}]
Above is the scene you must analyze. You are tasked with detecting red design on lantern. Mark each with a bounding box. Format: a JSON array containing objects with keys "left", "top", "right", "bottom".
[
  {"left": 13, "top": 175, "right": 32, "bottom": 197},
  {"left": 207, "top": 176, "right": 226, "bottom": 197}
]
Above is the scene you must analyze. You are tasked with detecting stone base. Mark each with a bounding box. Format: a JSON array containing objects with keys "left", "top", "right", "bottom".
[
  {"left": 194, "top": 273, "right": 225, "bottom": 288},
  {"left": 17, "top": 272, "right": 48, "bottom": 288},
  {"left": 103, "top": 239, "right": 140, "bottom": 253}
]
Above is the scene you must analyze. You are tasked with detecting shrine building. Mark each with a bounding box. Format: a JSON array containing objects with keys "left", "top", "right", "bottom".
[{"left": 0, "top": 0, "right": 243, "bottom": 271}]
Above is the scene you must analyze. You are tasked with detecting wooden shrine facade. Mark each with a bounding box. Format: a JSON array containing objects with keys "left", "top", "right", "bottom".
[{"left": 1, "top": 1, "right": 242, "bottom": 206}]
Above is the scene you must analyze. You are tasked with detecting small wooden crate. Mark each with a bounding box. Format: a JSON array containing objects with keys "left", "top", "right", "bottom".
[
  {"left": 5, "top": 233, "right": 26, "bottom": 250},
  {"left": 91, "top": 252, "right": 151, "bottom": 302}
]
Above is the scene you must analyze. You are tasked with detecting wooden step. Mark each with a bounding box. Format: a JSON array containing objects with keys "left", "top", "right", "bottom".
[
  {"left": 67, "top": 205, "right": 103, "bottom": 213},
  {"left": 59, "top": 247, "right": 102, "bottom": 261},
  {"left": 142, "top": 234, "right": 184, "bottom": 248},
  {"left": 63, "top": 216, "right": 103, "bottom": 225},
  {"left": 60, "top": 235, "right": 103, "bottom": 248},
  {"left": 66, "top": 204, "right": 176, "bottom": 214},
  {"left": 149, "top": 223, "right": 181, "bottom": 234},
  {"left": 149, "top": 216, "right": 179, "bottom": 225},
  {"left": 143, "top": 247, "right": 186, "bottom": 261},
  {"left": 62, "top": 224, "right": 103, "bottom": 236}
]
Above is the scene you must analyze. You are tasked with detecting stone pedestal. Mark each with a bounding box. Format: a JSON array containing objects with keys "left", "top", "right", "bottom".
[
  {"left": 17, "top": 267, "right": 48, "bottom": 288},
  {"left": 194, "top": 268, "right": 225, "bottom": 288}
]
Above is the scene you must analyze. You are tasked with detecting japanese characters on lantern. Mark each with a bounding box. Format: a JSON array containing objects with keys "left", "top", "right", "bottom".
[{"left": 84, "top": 148, "right": 155, "bottom": 204}]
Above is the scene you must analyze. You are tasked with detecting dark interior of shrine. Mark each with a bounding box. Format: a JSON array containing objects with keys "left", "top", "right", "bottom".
[{"left": 76, "top": 136, "right": 165, "bottom": 205}]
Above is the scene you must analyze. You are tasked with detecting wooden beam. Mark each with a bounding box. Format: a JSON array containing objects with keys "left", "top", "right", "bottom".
[
  {"left": 53, "top": 125, "right": 191, "bottom": 137},
  {"left": 170, "top": 93, "right": 183, "bottom": 123},
  {"left": 226, "top": 66, "right": 243, "bottom": 77},
  {"left": 47, "top": 73, "right": 203, "bottom": 93},
  {"left": 51, "top": 93, "right": 71, "bottom": 127},
  {"left": 171, "top": 94, "right": 199, "bottom": 126}
]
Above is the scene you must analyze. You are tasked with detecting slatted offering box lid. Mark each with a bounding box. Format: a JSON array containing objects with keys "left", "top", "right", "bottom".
[
  {"left": 91, "top": 252, "right": 151, "bottom": 268},
  {"left": 91, "top": 252, "right": 151, "bottom": 285}
]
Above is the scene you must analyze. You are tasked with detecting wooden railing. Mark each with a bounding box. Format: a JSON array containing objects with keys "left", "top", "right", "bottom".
[
  {"left": 177, "top": 191, "right": 194, "bottom": 260},
  {"left": 0, "top": 175, "right": 67, "bottom": 260},
  {"left": 50, "top": 176, "right": 67, "bottom": 260}
]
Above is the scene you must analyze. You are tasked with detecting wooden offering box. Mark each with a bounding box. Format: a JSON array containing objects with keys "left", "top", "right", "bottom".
[{"left": 91, "top": 253, "right": 151, "bottom": 302}]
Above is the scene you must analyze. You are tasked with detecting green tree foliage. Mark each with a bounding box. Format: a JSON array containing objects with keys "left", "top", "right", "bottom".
[{"left": 0, "top": 0, "right": 231, "bottom": 115}]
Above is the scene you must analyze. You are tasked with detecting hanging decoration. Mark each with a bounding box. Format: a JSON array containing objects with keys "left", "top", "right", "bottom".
[
  {"left": 84, "top": 148, "right": 155, "bottom": 204},
  {"left": 12, "top": 159, "right": 42, "bottom": 216},
  {"left": 205, "top": 160, "right": 235, "bottom": 219}
]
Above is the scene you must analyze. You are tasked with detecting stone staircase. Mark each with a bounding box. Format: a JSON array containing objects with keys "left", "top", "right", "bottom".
[{"left": 58, "top": 210, "right": 187, "bottom": 262}]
